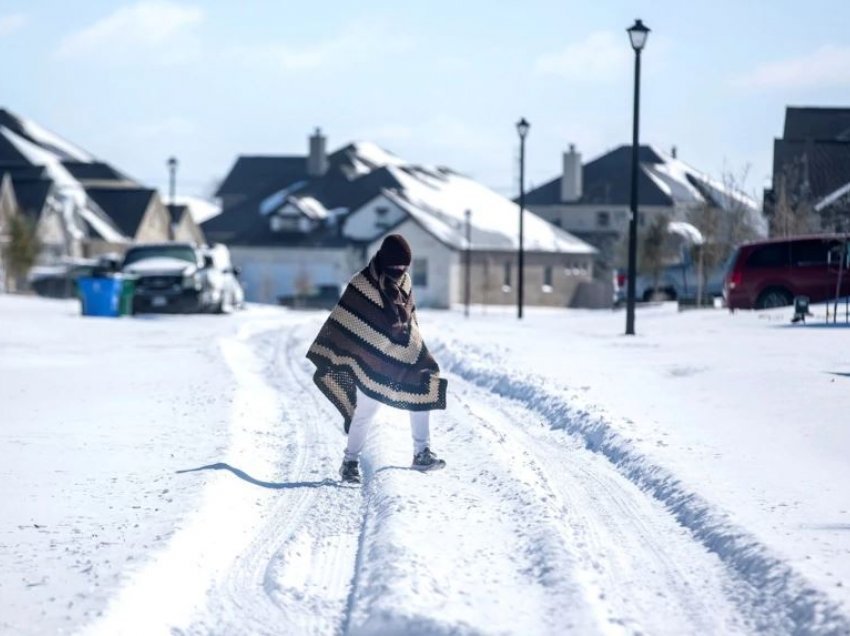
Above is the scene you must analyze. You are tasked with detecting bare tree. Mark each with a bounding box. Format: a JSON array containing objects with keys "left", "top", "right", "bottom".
[
  {"left": 640, "top": 214, "right": 669, "bottom": 296},
  {"left": 815, "top": 192, "right": 850, "bottom": 233},
  {"left": 769, "top": 157, "right": 819, "bottom": 237},
  {"left": 688, "top": 166, "right": 761, "bottom": 301},
  {"left": 722, "top": 167, "right": 762, "bottom": 246},
  {"left": 2, "top": 213, "right": 42, "bottom": 292}
]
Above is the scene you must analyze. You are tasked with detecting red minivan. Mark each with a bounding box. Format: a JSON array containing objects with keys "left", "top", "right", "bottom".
[{"left": 724, "top": 235, "right": 850, "bottom": 309}]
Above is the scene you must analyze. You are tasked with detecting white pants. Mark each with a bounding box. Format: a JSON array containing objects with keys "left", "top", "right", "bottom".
[{"left": 344, "top": 389, "right": 430, "bottom": 461}]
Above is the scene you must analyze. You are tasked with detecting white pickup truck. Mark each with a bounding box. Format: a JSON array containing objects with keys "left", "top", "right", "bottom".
[{"left": 121, "top": 242, "right": 243, "bottom": 313}]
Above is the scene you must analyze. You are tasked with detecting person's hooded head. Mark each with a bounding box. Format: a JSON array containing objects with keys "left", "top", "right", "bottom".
[{"left": 375, "top": 234, "right": 412, "bottom": 281}]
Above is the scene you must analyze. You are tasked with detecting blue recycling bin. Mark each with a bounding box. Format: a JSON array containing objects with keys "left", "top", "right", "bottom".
[{"left": 78, "top": 276, "right": 124, "bottom": 317}]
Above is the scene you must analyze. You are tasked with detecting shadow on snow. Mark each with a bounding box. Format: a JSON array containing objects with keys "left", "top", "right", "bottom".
[{"left": 176, "top": 462, "right": 341, "bottom": 489}]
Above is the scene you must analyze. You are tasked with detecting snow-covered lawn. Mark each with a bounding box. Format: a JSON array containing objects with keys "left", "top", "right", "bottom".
[{"left": 1, "top": 295, "right": 849, "bottom": 635}]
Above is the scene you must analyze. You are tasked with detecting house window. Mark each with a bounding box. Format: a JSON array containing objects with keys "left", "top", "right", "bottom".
[
  {"left": 503, "top": 262, "right": 512, "bottom": 289},
  {"left": 270, "top": 215, "right": 300, "bottom": 232},
  {"left": 596, "top": 211, "right": 610, "bottom": 228},
  {"left": 542, "top": 266, "right": 553, "bottom": 292},
  {"left": 375, "top": 206, "right": 391, "bottom": 230},
  {"left": 412, "top": 257, "right": 428, "bottom": 287}
]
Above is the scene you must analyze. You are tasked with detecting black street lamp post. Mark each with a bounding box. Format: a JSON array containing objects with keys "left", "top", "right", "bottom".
[
  {"left": 516, "top": 117, "right": 530, "bottom": 320},
  {"left": 625, "top": 19, "right": 650, "bottom": 336},
  {"left": 167, "top": 156, "right": 178, "bottom": 204}
]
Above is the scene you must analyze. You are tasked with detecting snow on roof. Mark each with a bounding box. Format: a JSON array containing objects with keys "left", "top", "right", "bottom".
[
  {"left": 645, "top": 147, "right": 758, "bottom": 212},
  {"left": 642, "top": 162, "right": 704, "bottom": 203},
  {"left": 18, "top": 114, "right": 94, "bottom": 163},
  {"left": 382, "top": 165, "right": 595, "bottom": 253},
  {"left": 668, "top": 221, "right": 704, "bottom": 245},
  {"left": 259, "top": 181, "right": 307, "bottom": 216},
  {"left": 346, "top": 141, "right": 407, "bottom": 170},
  {"left": 291, "top": 195, "right": 328, "bottom": 220},
  {"left": 815, "top": 181, "right": 850, "bottom": 212},
  {"left": 172, "top": 195, "right": 222, "bottom": 224},
  {"left": 2, "top": 128, "right": 125, "bottom": 243}
]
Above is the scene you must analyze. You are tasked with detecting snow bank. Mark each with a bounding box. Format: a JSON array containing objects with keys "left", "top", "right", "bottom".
[{"left": 431, "top": 337, "right": 850, "bottom": 635}]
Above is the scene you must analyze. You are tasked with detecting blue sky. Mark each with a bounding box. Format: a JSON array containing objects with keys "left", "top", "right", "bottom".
[{"left": 3, "top": 0, "right": 850, "bottom": 201}]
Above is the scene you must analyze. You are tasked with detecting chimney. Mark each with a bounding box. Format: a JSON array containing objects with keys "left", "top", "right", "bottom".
[
  {"left": 671, "top": 145, "right": 678, "bottom": 159},
  {"left": 308, "top": 127, "right": 328, "bottom": 177},
  {"left": 560, "top": 144, "right": 582, "bottom": 203}
]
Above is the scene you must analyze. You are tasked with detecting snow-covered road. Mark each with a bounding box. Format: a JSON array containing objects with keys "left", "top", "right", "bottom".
[
  {"left": 3, "top": 297, "right": 849, "bottom": 635},
  {"left": 87, "top": 312, "right": 769, "bottom": 634}
]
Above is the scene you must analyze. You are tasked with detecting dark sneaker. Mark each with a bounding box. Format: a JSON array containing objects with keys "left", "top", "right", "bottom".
[
  {"left": 339, "top": 459, "right": 361, "bottom": 484},
  {"left": 412, "top": 448, "right": 446, "bottom": 472}
]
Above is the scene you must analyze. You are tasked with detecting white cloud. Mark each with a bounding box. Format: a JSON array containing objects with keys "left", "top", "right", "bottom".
[
  {"left": 228, "top": 22, "right": 413, "bottom": 72},
  {"left": 735, "top": 45, "right": 850, "bottom": 89},
  {"left": 534, "top": 31, "right": 631, "bottom": 82},
  {"left": 55, "top": 1, "right": 203, "bottom": 61},
  {"left": 0, "top": 13, "right": 26, "bottom": 36}
]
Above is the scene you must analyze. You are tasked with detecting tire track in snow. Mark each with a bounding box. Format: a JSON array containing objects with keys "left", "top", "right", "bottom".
[
  {"left": 232, "top": 315, "right": 745, "bottom": 634},
  {"left": 281, "top": 322, "right": 744, "bottom": 634},
  {"left": 182, "top": 319, "right": 365, "bottom": 636},
  {"left": 434, "top": 340, "right": 850, "bottom": 635},
  {"left": 339, "top": 385, "right": 600, "bottom": 633},
  {"left": 453, "top": 381, "right": 756, "bottom": 634}
]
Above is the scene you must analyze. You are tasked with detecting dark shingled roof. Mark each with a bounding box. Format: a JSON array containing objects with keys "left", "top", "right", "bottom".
[
  {"left": 203, "top": 184, "right": 282, "bottom": 242},
  {"left": 0, "top": 108, "right": 92, "bottom": 161},
  {"left": 203, "top": 160, "right": 403, "bottom": 245},
  {"left": 524, "top": 145, "right": 673, "bottom": 207},
  {"left": 0, "top": 162, "right": 47, "bottom": 180},
  {"left": 62, "top": 161, "right": 132, "bottom": 183},
  {"left": 291, "top": 164, "right": 402, "bottom": 212},
  {"left": 0, "top": 131, "right": 30, "bottom": 164},
  {"left": 86, "top": 187, "right": 157, "bottom": 237},
  {"left": 168, "top": 203, "right": 188, "bottom": 224},
  {"left": 10, "top": 178, "right": 53, "bottom": 219},
  {"left": 783, "top": 107, "right": 850, "bottom": 141},
  {"left": 772, "top": 139, "right": 850, "bottom": 199},
  {"left": 223, "top": 215, "right": 352, "bottom": 248},
  {"left": 215, "top": 156, "right": 308, "bottom": 197}
]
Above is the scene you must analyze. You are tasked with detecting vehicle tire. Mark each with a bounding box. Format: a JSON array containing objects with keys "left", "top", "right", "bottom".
[
  {"left": 755, "top": 287, "right": 793, "bottom": 309},
  {"left": 643, "top": 288, "right": 676, "bottom": 302}
]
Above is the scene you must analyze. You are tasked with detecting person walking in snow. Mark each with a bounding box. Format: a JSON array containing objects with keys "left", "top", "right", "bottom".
[{"left": 306, "top": 234, "right": 448, "bottom": 484}]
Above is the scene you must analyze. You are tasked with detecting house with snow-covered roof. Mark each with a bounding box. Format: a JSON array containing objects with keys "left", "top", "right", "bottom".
[
  {"left": 0, "top": 111, "right": 122, "bottom": 260},
  {"left": 206, "top": 130, "right": 599, "bottom": 308},
  {"left": 524, "top": 144, "right": 760, "bottom": 277},
  {"left": 0, "top": 108, "right": 207, "bottom": 269}
]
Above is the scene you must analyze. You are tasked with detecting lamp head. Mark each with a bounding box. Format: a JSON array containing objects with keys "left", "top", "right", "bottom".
[
  {"left": 516, "top": 117, "right": 530, "bottom": 139},
  {"left": 627, "top": 19, "right": 650, "bottom": 52}
]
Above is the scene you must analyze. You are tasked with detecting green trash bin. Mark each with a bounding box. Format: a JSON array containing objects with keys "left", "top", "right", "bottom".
[{"left": 119, "top": 275, "right": 137, "bottom": 316}]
